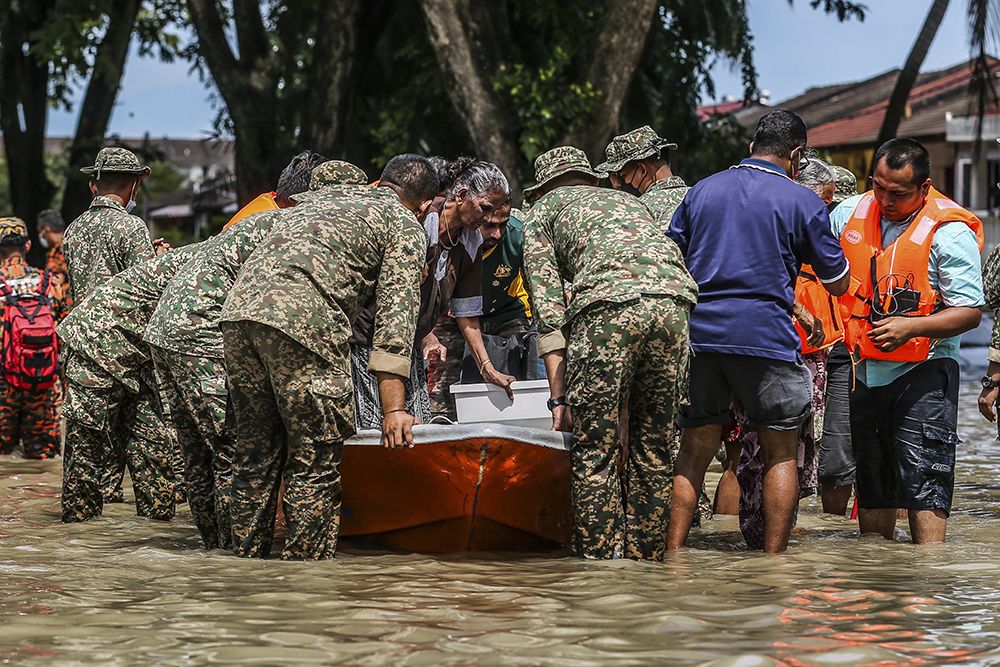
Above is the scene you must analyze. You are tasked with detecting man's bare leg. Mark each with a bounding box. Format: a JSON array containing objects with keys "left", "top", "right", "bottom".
[
  {"left": 858, "top": 508, "right": 896, "bottom": 539},
  {"left": 909, "top": 509, "right": 946, "bottom": 544},
  {"left": 713, "top": 441, "right": 740, "bottom": 515},
  {"left": 667, "top": 424, "right": 722, "bottom": 550},
  {"left": 820, "top": 483, "right": 852, "bottom": 515},
  {"left": 758, "top": 428, "right": 799, "bottom": 553}
]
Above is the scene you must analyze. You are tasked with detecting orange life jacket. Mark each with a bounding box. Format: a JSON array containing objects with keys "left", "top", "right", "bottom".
[
  {"left": 223, "top": 192, "right": 279, "bottom": 230},
  {"left": 839, "top": 187, "right": 983, "bottom": 363},
  {"left": 794, "top": 264, "right": 844, "bottom": 354}
]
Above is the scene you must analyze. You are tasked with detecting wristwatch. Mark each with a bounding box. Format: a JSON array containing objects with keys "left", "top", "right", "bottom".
[
  {"left": 982, "top": 376, "right": 1000, "bottom": 390},
  {"left": 547, "top": 395, "right": 568, "bottom": 411}
]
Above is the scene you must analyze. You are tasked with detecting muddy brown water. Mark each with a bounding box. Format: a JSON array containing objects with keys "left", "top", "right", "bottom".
[{"left": 3, "top": 384, "right": 1000, "bottom": 665}]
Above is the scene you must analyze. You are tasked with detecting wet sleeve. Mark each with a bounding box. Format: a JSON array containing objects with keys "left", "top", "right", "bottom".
[
  {"left": 800, "top": 205, "right": 849, "bottom": 284},
  {"left": 369, "top": 219, "right": 426, "bottom": 378},
  {"left": 932, "top": 223, "right": 984, "bottom": 309},
  {"left": 522, "top": 203, "right": 567, "bottom": 355},
  {"left": 666, "top": 196, "right": 690, "bottom": 255}
]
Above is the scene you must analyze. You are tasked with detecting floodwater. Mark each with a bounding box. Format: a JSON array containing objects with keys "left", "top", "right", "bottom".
[{"left": 3, "top": 385, "right": 1000, "bottom": 666}]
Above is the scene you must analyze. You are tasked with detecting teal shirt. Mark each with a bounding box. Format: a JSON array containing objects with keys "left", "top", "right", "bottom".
[
  {"left": 830, "top": 193, "right": 984, "bottom": 387},
  {"left": 481, "top": 214, "right": 531, "bottom": 323}
]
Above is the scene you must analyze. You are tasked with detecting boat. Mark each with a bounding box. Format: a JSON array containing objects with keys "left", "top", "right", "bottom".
[{"left": 340, "top": 423, "right": 572, "bottom": 552}]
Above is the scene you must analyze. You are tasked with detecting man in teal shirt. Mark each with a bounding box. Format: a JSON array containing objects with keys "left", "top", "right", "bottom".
[{"left": 829, "top": 138, "right": 983, "bottom": 544}]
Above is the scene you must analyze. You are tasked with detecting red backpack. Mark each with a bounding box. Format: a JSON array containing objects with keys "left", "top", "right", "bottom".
[{"left": 0, "top": 271, "right": 59, "bottom": 390}]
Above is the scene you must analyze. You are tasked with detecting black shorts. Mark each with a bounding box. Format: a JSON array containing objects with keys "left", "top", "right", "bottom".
[
  {"left": 818, "top": 343, "right": 855, "bottom": 487},
  {"left": 850, "top": 358, "right": 960, "bottom": 515},
  {"left": 680, "top": 352, "right": 812, "bottom": 431}
]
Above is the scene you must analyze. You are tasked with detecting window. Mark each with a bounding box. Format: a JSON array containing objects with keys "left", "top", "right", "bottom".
[
  {"left": 960, "top": 160, "right": 973, "bottom": 208},
  {"left": 988, "top": 159, "right": 1000, "bottom": 211}
]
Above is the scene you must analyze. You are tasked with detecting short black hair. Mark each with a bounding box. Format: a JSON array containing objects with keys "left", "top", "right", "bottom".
[
  {"left": 0, "top": 238, "right": 28, "bottom": 257},
  {"left": 380, "top": 154, "right": 440, "bottom": 203},
  {"left": 37, "top": 209, "right": 65, "bottom": 232},
  {"left": 93, "top": 172, "right": 140, "bottom": 194},
  {"left": 275, "top": 150, "right": 328, "bottom": 200},
  {"left": 752, "top": 109, "right": 808, "bottom": 159},
  {"left": 872, "top": 138, "right": 930, "bottom": 186}
]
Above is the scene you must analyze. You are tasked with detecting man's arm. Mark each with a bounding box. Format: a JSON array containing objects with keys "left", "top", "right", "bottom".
[
  {"left": 456, "top": 316, "right": 515, "bottom": 398},
  {"left": 868, "top": 306, "right": 982, "bottom": 352},
  {"left": 542, "top": 349, "right": 571, "bottom": 432},
  {"left": 801, "top": 205, "right": 850, "bottom": 297},
  {"left": 122, "top": 219, "right": 156, "bottom": 267},
  {"left": 521, "top": 202, "right": 569, "bottom": 357},
  {"left": 665, "top": 197, "right": 690, "bottom": 255}
]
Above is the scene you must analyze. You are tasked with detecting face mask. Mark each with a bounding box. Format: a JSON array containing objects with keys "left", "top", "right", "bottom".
[
  {"left": 37, "top": 234, "right": 50, "bottom": 249},
  {"left": 125, "top": 181, "right": 138, "bottom": 213},
  {"left": 616, "top": 168, "right": 645, "bottom": 197}
]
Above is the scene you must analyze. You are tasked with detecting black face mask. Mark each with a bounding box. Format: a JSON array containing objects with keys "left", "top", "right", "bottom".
[{"left": 617, "top": 182, "right": 643, "bottom": 197}]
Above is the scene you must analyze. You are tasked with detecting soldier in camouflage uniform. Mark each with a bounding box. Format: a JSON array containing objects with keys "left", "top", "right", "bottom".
[
  {"left": 979, "top": 140, "right": 1000, "bottom": 435},
  {"left": 219, "top": 154, "right": 437, "bottom": 560},
  {"left": 597, "top": 126, "right": 688, "bottom": 228},
  {"left": 145, "top": 159, "right": 367, "bottom": 550},
  {"left": 521, "top": 146, "right": 698, "bottom": 561},
  {"left": 63, "top": 147, "right": 163, "bottom": 502},
  {"left": 0, "top": 218, "right": 67, "bottom": 459},
  {"left": 58, "top": 244, "right": 202, "bottom": 523}
]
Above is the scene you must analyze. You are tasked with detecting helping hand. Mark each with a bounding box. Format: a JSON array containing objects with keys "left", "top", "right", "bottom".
[
  {"left": 422, "top": 332, "right": 447, "bottom": 362},
  {"left": 979, "top": 386, "right": 999, "bottom": 423},
  {"left": 382, "top": 411, "right": 417, "bottom": 448},
  {"left": 483, "top": 365, "right": 515, "bottom": 400},
  {"left": 152, "top": 238, "right": 171, "bottom": 255},
  {"left": 867, "top": 316, "right": 915, "bottom": 352},
  {"left": 551, "top": 404, "right": 573, "bottom": 432}
]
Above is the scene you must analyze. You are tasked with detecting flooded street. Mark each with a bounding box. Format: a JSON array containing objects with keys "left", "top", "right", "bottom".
[{"left": 2, "top": 384, "right": 1000, "bottom": 666}]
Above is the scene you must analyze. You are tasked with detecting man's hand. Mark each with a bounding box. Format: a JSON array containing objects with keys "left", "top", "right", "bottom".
[
  {"left": 482, "top": 364, "right": 515, "bottom": 399},
  {"left": 152, "top": 238, "right": 171, "bottom": 255},
  {"left": 422, "top": 332, "right": 447, "bottom": 362},
  {"left": 552, "top": 404, "right": 573, "bottom": 432},
  {"left": 793, "top": 303, "right": 825, "bottom": 348},
  {"left": 978, "top": 386, "right": 999, "bottom": 423},
  {"left": 868, "top": 316, "right": 916, "bottom": 352},
  {"left": 381, "top": 410, "right": 417, "bottom": 448}
]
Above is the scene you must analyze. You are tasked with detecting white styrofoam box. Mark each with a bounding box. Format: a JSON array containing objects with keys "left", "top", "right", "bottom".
[{"left": 450, "top": 380, "right": 551, "bottom": 430}]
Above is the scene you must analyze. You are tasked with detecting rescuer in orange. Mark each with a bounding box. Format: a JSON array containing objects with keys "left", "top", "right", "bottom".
[{"left": 830, "top": 138, "right": 984, "bottom": 545}]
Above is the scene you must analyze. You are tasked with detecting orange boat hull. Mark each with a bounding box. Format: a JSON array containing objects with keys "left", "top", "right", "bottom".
[{"left": 340, "top": 425, "right": 572, "bottom": 552}]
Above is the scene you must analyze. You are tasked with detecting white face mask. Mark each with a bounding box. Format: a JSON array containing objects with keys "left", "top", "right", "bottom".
[
  {"left": 37, "top": 233, "right": 50, "bottom": 249},
  {"left": 125, "top": 180, "right": 139, "bottom": 213}
]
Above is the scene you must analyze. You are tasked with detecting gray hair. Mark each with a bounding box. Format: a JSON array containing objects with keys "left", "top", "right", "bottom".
[
  {"left": 37, "top": 209, "right": 65, "bottom": 232},
  {"left": 441, "top": 157, "right": 510, "bottom": 200},
  {"left": 796, "top": 157, "right": 835, "bottom": 196}
]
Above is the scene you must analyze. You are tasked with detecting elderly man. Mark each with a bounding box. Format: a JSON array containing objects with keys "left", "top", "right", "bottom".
[
  {"left": 522, "top": 146, "right": 698, "bottom": 561},
  {"left": 220, "top": 154, "right": 437, "bottom": 560},
  {"left": 145, "top": 159, "right": 367, "bottom": 550},
  {"left": 598, "top": 125, "right": 687, "bottom": 227}
]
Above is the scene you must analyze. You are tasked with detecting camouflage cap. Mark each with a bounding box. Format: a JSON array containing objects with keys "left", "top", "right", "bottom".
[
  {"left": 595, "top": 126, "right": 677, "bottom": 173},
  {"left": 0, "top": 217, "right": 28, "bottom": 243},
  {"left": 830, "top": 165, "right": 859, "bottom": 206},
  {"left": 290, "top": 160, "right": 370, "bottom": 203},
  {"left": 80, "top": 147, "right": 151, "bottom": 179},
  {"left": 523, "top": 146, "right": 607, "bottom": 198}
]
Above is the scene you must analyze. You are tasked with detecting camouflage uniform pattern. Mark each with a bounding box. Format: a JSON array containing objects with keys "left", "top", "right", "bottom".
[
  {"left": 145, "top": 211, "right": 283, "bottom": 358},
  {"left": 222, "top": 321, "right": 354, "bottom": 560},
  {"left": 984, "top": 242, "right": 1000, "bottom": 364},
  {"left": 58, "top": 245, "right": 202, "bottom": 523},
  {"left": 595, "top": 125, "right": 677, "bottom": 173},
  {"left": 0, "top": 248, "right": 67, "bottom": 459},
  {"left": 309, "top": 160, "right": 368, "bottom": 189},
  {"left": 523, "top": 146, "right": 607, "bottom": 200},
  {"left": 220, "top": 187, "right": 426, "bottom": 560},
  {"left": 152, "top": 347, "right": 232, "bottom": 550},
  {"left": 831, "top": 165, "right": 859, "bottom": 207},
  {"left": 641, "top": 176, "right": 689, "bottom": 228},
  {"left": 61, "top": 354, "right": 176, "bottom": 521},
  {"left": 522, "top": 159, "right": 697, "bottom": 560},
  {"left": 426, "top": 315, "right": 466, "bottom": 420},
  {"left": 566, "top": 296, "right": 690, "bottom": 560},
  {"left": 45, "top": 241, "right": 73, "bottom": 310}
]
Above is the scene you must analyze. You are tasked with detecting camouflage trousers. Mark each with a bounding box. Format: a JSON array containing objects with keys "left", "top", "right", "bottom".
[
  {"left": 221, "top": 321, "right": 355, "bottom": 560},
  {"left": 427, "top": 316, "right": 465, "bottom": 421},
  {"left": 566, "top": 296, "right": 690, "bottom": 561},
  {"left": 152, "top": 348, "right": 233, "bottom": 550},
  {"left": 61, "top": 355, "right": 178, "bottom": 522},
  {"left": 0, "top": 379, "right": 61, "bottom": 459}
]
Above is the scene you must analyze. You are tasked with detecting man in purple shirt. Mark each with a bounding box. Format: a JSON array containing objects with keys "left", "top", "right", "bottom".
[{"left": 666, "top": 110, "right": 850, "bottom": 553}]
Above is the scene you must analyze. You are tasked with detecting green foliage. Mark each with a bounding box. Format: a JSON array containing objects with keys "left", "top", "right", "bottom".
[{"left": 144, "top": 161, "right": 187, "bottom": 201}]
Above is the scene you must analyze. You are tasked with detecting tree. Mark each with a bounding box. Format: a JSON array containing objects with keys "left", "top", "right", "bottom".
[
  {"left": 184, "top": 0, "right": 362, "bottom": 204},
  {"left": 876, "top": 0, "right": 951, "bottom": 145}
]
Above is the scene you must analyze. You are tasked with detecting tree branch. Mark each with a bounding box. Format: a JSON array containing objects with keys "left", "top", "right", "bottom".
[{"left": 185, "top": 0, "right": 241, "bottom": 101}]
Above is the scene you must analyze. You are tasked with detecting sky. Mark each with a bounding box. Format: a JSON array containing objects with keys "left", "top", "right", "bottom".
[{"left": 47, "top": 0, "right": 979, "bottom": 139}]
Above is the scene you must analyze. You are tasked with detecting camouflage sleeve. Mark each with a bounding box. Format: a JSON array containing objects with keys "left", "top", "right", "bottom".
[
  {"left": 121, "top": 218, "right": 155, "bottom": 268},
  {"left": 984, "top": 245, "right": 1000, "bottom": 362},
  {"left": 521, "top": 201, "right": 567, "bottom": 355},
  {"left": 369, "top": 219, "right": 427, "bottom": 377}
]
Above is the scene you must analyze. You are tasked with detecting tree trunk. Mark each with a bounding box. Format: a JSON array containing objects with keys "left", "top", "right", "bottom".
[
  {"left": 560, "top": 0, "right": 659, "bottom": 161},
  {"left": 60, "top": 0, "right": 143, "bottom": 222},
  {"left": 0, "top": 1, "right": 57, "bottom": 264},
  {"left": 876, "top": 0, "right": 950, "bottom": 146},
  {"left": 299, "top": 0, "right": 361, "bottom": 156},
  {"left": 419, "top": 0, "right": 524, "bottom": 194}
]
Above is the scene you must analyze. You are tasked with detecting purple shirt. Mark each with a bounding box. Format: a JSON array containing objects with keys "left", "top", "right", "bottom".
[{"left": 667, "top": 158, "right": 848, "bottom": 362}]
